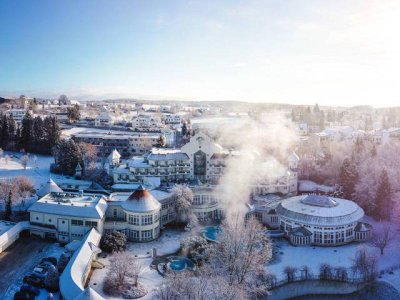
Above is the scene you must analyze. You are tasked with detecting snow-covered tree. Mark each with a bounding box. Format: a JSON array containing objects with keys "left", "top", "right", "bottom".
[
  {"left": 375, "top": 169, "right": 391, "bottom": 220},
  {"left": 338, "top": 158, "right": 358, "bottom": 200},
  {"left": 20, "top": 154, "right": 29, "bottom": 170},
  {"left": 100, "top": 231, "right": 127, "bottom": 253},
  {"left": 172, "top": 184, "right": 195, "bottom": 224},
  {"left": 104, "top": 252, "right": 143, "bottom": 294}
]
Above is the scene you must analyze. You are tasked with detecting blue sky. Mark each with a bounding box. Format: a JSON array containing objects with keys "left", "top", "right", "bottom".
[{"left": 0, "top": 0, "right": 399, "bottom": 106}]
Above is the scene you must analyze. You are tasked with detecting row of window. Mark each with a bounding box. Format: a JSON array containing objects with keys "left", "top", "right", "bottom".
[
  {"left": 71, "top": 219, "right": 98, "bottom": 227},
  {"left": 127, "top": 214, "right": 159, "bottom": 225}
]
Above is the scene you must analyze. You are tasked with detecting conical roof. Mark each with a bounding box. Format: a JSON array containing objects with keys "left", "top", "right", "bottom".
[
  {"left": 107, "top": 149, "right": 121, "bottom": 160},
  {"left": 36, "top": 178, "right": 63, "bottom": 197},
  {"left": 121, "top": 185, "right": 161, "bottom": 212}
]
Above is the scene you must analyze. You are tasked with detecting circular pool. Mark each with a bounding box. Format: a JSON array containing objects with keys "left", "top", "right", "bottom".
[
  {"left": 203, "top": 225, "right": 221, "bottom": 242},
  {"left": 167, "top": 256, "right": 194, "bottom": 271}
]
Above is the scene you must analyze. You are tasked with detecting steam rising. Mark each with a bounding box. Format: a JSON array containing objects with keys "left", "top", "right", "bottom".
[{"left": 214, "top": 112, "right": 299, "bottom": 220}]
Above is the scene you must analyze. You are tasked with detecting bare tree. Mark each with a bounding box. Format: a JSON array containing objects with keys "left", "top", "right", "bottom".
[
  {"left": 351, "top": 247, "right": 378, "bottom": 282},
  {"left": 20, "top": 155, "right": 29, "bottom": 170},
  {"left": 78, "top": 142, "right": 98, "bottom": 170},
  {"left": 103, "top": 252, "right": 143, "bottom": 294},
  {"left": 319, "top": 263, "right": 333, "bottom": 280},
  {"left": 283, "top": 266, "right": 297, "bottom": 282},
  {"left": 368, "top": 224, "right": 396, "bottom": 255},
  {"left": 207, "top": 216, "right": 272, "bottom": 297}
]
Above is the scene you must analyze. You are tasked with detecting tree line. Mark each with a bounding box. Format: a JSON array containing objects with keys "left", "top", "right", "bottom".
[
  {"left": 0, "top": 111, "right": 60, "bottom": 155},
  {"left": 299, "top": 138, "right": 396, "bottom": 221}
]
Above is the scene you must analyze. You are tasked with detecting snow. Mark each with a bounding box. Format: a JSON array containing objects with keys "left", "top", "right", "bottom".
[
  {"left": 0, "top": 220, "right": 14, "bottom": 236},
  {"left": 0, "top": 152, "right": 64, "bottom": 189},
  {"left": 60, "top": 228, "right": 102, "bottom": 300},
  {"left": 267, "top": 217, "right": 400, "bottom": 292},
  {"left": 4, "top": 242, "right": 65, "bottom": 300},
  {"left": 29, "top": 194, "right": 108, "bottom": 219},
  {"left": 88, "top": 229, "right": 191, "bottom": 299}
]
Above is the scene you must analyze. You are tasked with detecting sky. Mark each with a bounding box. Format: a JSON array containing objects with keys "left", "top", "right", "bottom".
[{"left": 0, "top": 0, "right": 399, "bottom": 106}]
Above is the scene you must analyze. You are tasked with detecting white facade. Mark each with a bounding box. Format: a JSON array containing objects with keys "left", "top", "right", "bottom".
[
  {"left": 165, "top": 114, "right": 182, "bottom": 124},
  {"left": 95, "top": 112, "right": 113, "bottom": 127}
]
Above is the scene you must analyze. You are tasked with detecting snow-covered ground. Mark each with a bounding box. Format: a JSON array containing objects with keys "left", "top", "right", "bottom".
[
  {"left": 89, "top": 228, "right": 191, "bottom": 299},
  {"left": 268, "top": 217, "right": 400, "bottom": 292},
  {"left": 0, "top": 152, "right": 63, "bottom": 189}
]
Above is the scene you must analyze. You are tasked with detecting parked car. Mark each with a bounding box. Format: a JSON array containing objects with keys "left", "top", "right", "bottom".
[
  {"left": 20, "top": 284, "right": 40, "bottom": 296},
  {"left": 32, "top": 266, "right": 47, "bottom": 278},
  {"left": 23, "top": 275, "right": 44, "bottom": 288},
  {"left": 40, "top": 257, "right": 57, "bottom": 266},
  {"left": 13, "top": 291, "right": 34, "bottom": 300},
  {"left": 37, "top": 261, "right": 54, "bottom": 271}
]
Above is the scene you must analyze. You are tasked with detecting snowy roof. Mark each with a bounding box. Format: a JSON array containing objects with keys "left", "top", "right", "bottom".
[
  {"left": 127, "top": 157, "right": 151, "bottom": 168},
  {"left": 36, "top": 178, "right": 63, "bottom": 197},
  {"left": 29, "top": 193, "right": 108, "bottom": 219},
  {"left": 301, "top": 195, "right": 338, "bottom": 207},
  {"left": 75, "top": 163, "right": 82, "bottom": 171},
  {"left": 60, "top": 228, "right": 102, "bottom": 300},
  {"left": 298, "top": 180, "right": 335, "bottom": 193},
  {"left": 277, "top": 195, "right": 364, "bottom": 226},
  {"left": 355, "top": 222, "right": 372, "bottom": 232},
  {"left": 120, "top": 185, "right": 161, "bottom": 212},
  {"left": 107, "top": 149, "right": 121, "bottom": 160},
  {"left": 145, "top": 148, "right": 189, "bottom": 161}
]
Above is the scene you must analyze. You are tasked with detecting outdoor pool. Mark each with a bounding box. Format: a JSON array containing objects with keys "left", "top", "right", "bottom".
[
  {"left": 167, "top": 256, "right": 194, "bottom": 271},
  {"left": 203, "top": 225, "right": 221, "bottom": 242}
]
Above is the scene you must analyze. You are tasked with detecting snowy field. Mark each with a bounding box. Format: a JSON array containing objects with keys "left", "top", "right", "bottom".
[
  {"left": 268, "top": 217, "right": 400, "bottom": 292},
  {"left": 0, "top": 152, "right": 64, "bottom": 189},
  {"left": 89, "top": 228, "right": 191, "bottom": 300}
]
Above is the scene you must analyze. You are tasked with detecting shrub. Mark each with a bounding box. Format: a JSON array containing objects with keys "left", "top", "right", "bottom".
[{"left": 100, "top": 231, "right": 127, "bottom": 253}]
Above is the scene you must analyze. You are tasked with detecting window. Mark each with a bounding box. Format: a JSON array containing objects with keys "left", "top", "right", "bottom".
[
  {"left": 141, "top": 230, "right": 153, "bottom": 240},
  {"left": 314, "top": 231, "right": 322, "bottom": 244},
  {"left": 71, "top": 219, "right": 84, "bottom": 226},
  {"left": 85, "top": 221, "right": 98, "bottom": 227},
  {"left": 128, "top": 230, "right": 140, "bottom": 240},
  {"left": 142, "top": 215, "right": 153, "bottom": 225},
  {"left": 128, "top": 215, "right": 140, "bottom": 225}
]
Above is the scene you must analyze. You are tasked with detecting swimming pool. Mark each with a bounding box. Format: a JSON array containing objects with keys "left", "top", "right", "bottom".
[{"left": 203, "top": 225, "right": 221, "bottom": 242}]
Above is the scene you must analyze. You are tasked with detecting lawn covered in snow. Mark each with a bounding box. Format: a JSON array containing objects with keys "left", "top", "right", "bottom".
[
  {"left": 267, "top": 216, "right": 400, "bottom": 292},
  {"left": 88, "top": 228, "right": 191, "bottom": 300},
  {"left": 0, "top": 152, "right": 61, "bottom": 189}
]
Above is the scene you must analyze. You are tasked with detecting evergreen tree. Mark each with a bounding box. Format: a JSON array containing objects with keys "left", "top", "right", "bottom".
[
  {"left": 319, "top": 111, "right": 325, "bottom": 130},
  {"left": 182, "top": 122, "right": 187, "bottom": 137},
  {"left": 20, "top": 111, "right": 33, "bottom": 151},
  {"left": 338, "top": 158, "right": 358, "bottom": 200},
  {"left": 370, "top": 144, "right": 377, "bottom": 157},
  {"left": 32, "top": 116, "right": 44, "bottom": 153},
  {"left": 4, "top": 190, "right": 12, "bottom": 221},
  {"left": 54, "top": 139, "right": 83, "bottom": 175},
  {"left": 67, "top": 104, "right": 80, "bottom": 122},
  {"left": 43, "top": 116, "right": 61, "bottom": 153},
  {"left": 313, "top": 103, "right": 320, "bottom": 113},
  {"left": 375, "top": 169, "right": 391, "bottom": 220}
]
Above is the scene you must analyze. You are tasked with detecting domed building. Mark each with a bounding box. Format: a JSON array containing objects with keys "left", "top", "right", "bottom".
[
  {"left": 105, "top": 185, "right": 165, "bottom": 242},
  {"left": 276, "top": 195, "right": 371, "bottom": 246}
]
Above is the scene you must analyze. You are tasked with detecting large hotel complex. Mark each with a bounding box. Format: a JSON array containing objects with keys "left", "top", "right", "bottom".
[{"left": 21, "top": 132, "right": 371, "bottom": 247}]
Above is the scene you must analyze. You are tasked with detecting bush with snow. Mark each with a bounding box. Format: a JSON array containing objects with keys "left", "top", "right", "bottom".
[{"left": 100, "top": 231, "right": 127, "bottom": 253}]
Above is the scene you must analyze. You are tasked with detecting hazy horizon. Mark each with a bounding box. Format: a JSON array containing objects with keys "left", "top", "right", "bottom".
[{"left": 1, "top": 0, "right": 399, "bottom": 107}]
